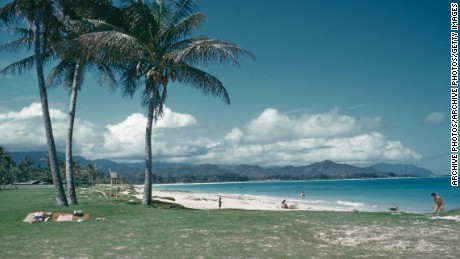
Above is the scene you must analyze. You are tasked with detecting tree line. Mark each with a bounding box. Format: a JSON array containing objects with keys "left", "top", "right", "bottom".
[
  {"left": 0, "top": 146, "right": 106, "bottom": 188},
  {"left": 0, "top": 0, "right": 252, "bottom": 206}
]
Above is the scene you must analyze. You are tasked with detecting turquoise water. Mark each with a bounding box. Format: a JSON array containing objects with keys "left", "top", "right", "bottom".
[{"left": 154, "top": 177, "right": 460, "bottom": 213}]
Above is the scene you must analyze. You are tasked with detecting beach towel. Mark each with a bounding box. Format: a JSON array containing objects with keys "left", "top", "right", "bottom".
[
  {"left": 56, "top": 214, "right": 73, "bottom": 222},
  {"left": 51, "top": 213, "right": 90, "bottom": 222}
]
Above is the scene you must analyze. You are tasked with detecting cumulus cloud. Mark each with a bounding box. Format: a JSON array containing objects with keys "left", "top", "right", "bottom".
[
  {"left": 0, "top": 103, "right": 101, "bottom": 153},
  {"left": 79, "top": 107, "right": 199, "bottom": 161},
  {"left": 424, "top": 112, "right": 445, "bottom": 124},
  {"left": 191, "top": 108, "right": 420, "bottom": 166},
  {"left": 243, "top": 108, "right": 381, "bottom": 143},
  {"left": 0, "top": 103, "right": 50, "bottom": 150},
  {"left": 0, "top": 104, "right": 421, "bottom": 166},
  {"left": 0, "top": 103, "right": 199, "bottom": 162}
]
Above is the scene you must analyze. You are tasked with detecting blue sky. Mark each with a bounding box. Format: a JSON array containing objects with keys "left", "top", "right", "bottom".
[{"left": 0, "top": 0, "right": 450, "bottom": 174}]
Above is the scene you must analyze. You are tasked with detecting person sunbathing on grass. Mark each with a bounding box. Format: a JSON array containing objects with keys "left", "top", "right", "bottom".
[{"left": 32, "top": 211, "right": 51, "bottom": 223}]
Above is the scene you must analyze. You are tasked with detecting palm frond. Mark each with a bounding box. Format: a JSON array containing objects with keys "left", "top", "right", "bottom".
[
  {"left": 163, "top": 12, "right": 204, "bottom": 44},
  {"left": 82, "top": 18, "right": 124, "bottom": 33},
  {"left": 0, "top": 25, "right": 33, "bottom": 55},
  {"left": 10, "top": 26, "right": 34, "bottom": 40},
  {"left": 0, "top": 36, "right": 32, "bottom": 53},
  {"left": 169, "top": 37, "right": 255, "bottom": 68},
  {"left": 94, "top": 62, "right": 117, "bottom": 92},
  {"left": 46, "top": 59, "right": 87, "bottom": 93},
  {"left": 0, "top": 54, "right": 35, "bottom": 76},
  {"left": 123, "top": 0, "right": 158, "bottom": 43},
  {"left": 120, "top": 64, "right": 141, "bottom": 98},
  {"left": 70, "top": 31, "right": 145, "bottom": 66},
  {"left": 170, "top": 0, "right": 199, "bottom": 24},
  {"left": 61, "top": 0, "right": 119, "bottom": 23},
  {"left": 173, "top": 64, "right": 230, "bottom": 105},
  {"left": 47, "top": 59, "right": 75, "bottom": 88},
  {"left": 0, "top": 1, "right": 24, "bottom": 25}
]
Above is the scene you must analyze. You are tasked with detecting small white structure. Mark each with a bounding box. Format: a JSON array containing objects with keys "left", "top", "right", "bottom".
[{"left": 109, "top": 169, "right": 124, "bottom": 197}]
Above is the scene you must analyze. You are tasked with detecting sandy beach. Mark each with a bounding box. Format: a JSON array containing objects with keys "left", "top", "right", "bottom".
[
  {"left": 135, "top": 188, "right": 339, "bottom": 211},
  {"left": 133, "top": 188, "right": 460, "bottom": 225}
]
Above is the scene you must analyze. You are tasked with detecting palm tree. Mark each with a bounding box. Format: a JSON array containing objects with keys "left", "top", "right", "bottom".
[
  {"left": 1, "top": 1, "right": 119, "bottom": 205},
  {"left": 72, "top": 0, "right": 254, "bottom": 205},
  {"left": 47, "top": 2, "right": 120, "bottom": 205},
  {"left": 0, "top": 146, "right": 16, "bottom": 186},
  {"left": 17, "top": 155, "right": 34, "bottom": 182},
  {"left": 48, "top": 59, "right": 116, "bottom": 205},
  {"left": 85, "top": 164, "right": 97, "bottom": 186},
  {"left": 0, "top": 0, "right": 69, "bottom": 205}
]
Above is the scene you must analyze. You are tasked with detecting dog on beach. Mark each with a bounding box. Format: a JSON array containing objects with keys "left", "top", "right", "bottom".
[{"left": 387, "top": 207, "right": 399, "bottom": 212}]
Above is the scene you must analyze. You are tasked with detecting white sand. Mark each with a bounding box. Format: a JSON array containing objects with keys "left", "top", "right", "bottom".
[
  {"left": 430, "top": 215, "right": 460, "bottom": 222},
  {"left": 135, "top": 188, "right": 338, "bottom": 211}
]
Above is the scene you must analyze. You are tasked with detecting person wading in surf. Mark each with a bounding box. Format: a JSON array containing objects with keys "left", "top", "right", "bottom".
[{"left": 431, "top": 193, "right": 444, "bottom": 214}]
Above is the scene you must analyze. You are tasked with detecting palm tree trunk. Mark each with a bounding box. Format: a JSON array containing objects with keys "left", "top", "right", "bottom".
[
  {"left": 142, "top": 91, "right": 156, "bottom": 205},
  {"left": 34, "top": 0, "right": 68, "bottom": 206},
  {"left": 65, "top": 63, "right": 80, "bottom": 205}
]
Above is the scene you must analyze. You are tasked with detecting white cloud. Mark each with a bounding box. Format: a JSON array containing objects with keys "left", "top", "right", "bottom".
[
  {"left": 225, "top": 128, "right": 243, "bottom": 142},
  {"left": 189, "top": 132, "right": 421, "bottom": 166},
  {"left": 0, "top": 104, "right": 421, "bottom": 166},
  {"left": 155, "top": 107, "right": 198, "bottom": 128},
  {"left": 194, "top": 108, "right": 417, "bottom": 166},
  {"left": 80, "top": 107, "right": 199, "bottom": 161},
  {"left": 244, "top": 108, "right": 381, "bottom": 142},
  {"left": 424, "top": 112, "right": 445, "bottom": 124},
  {"left": 0, "top": 103, "right": 102, "bottom": 153}
]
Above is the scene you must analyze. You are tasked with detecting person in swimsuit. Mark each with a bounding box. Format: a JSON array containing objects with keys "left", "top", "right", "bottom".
[
  {"left": 431, "top": 193, "right": 444, "bottom": 214},
  {"left": 280, "top": 200, "right": 288, "bottom": 209}
]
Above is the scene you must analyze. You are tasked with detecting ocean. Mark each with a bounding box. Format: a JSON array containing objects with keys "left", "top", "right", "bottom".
[{"left": 153, "top": 177, "right": 460, "bottom": 213}]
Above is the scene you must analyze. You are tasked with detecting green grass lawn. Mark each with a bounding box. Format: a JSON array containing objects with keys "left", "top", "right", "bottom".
[{"left": 1, "top": 187, "right": 459, "bottom": 258}]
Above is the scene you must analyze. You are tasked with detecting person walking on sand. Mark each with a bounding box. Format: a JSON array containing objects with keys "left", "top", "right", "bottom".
[
  {"left": 431, "top": 193, "right": 444, "bottom": 214},
  {"left": 218, "top": 197, "right": 222, "bottom": 209}
]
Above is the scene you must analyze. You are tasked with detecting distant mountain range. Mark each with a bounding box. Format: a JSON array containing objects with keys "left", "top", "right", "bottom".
[
  {"left": 154, "top": 160, "right": 434, "bottom": 180},
  {"left": 9, "top": 151, "right": 182, "bottom": 170},
  {"left": 9, "top": 151, "right": 435, "bottom": 181}
]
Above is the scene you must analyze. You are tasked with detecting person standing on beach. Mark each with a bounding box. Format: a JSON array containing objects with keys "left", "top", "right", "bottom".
[
  {"left": 218, "top": 197, "right": 222, "bottom": 209},
  {"left": 431, "top": 193, "right": 444, "bottom": 214}
]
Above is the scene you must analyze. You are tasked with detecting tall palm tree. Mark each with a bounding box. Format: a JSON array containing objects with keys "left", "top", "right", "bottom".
[
  {"left": 1, "top": 1, "right": 119, "bottom": 205},
  {"left": 47, "top": 1, "right": 120, "bottom": 205},
  {"left": 0, "top": 0, "right": 69, "bottom": 205},
  {"left": 47, "top": 58, "right": 116, "bottom": 205},
  {"left": 72, "top": 0, "right": 254, "bottom": 205}
]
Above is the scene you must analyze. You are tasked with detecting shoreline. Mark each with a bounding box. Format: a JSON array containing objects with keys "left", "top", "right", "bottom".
[
  {"left": 133, "top": 177, "right": 458, "bottom": 213},
  {"left": 135, "top": 189, "right": 460, "bottom": 220},
  {"left": 135, "top": 188, "right": 354, "bottom": 211},
  {"left": 151, "top": 176, "right": 445, "bottom": 187}
]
